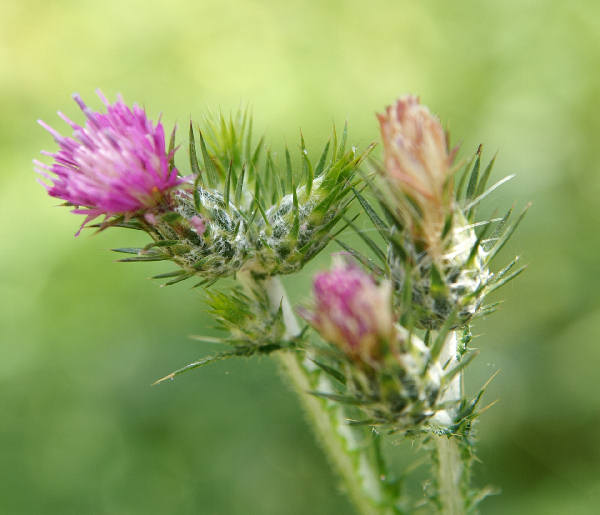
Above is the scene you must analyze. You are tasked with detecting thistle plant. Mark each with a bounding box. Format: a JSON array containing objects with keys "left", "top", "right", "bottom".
[{"left": 36, "top": 90, "right": 525, "bottom": 514}]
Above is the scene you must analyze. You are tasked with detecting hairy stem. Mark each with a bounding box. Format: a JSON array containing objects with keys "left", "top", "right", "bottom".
[
  {"left": 433, "top": 435, "right": 465, "bottom": 515},
  {"left": 239, "top": 272, "right": 398, "bottom": 515},
  {"left": 433, "top": 331, "right": 467, "bottom": 515}
]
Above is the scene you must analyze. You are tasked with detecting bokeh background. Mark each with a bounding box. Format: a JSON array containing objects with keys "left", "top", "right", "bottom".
[{"left": 2, "top": 0, "right": 599, "bottom": 513}]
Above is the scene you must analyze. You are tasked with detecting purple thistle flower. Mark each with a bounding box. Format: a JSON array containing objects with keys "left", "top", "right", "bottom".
[
  {"left": 35, "top": 90, "right": 184, "bottom": 234},
  {"left": 302, "top": 260, "right": 393, "bottom": 359}
]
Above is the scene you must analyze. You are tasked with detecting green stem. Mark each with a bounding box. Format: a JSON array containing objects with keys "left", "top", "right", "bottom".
[
  {"left": 432, "top": 330, "right": 467, "bottom": 515},
  {"left": 433, "top": 435, "right": 465, "bottom": 515},
  {"left": 240, "top": 272, "right": 397, "bottom": 515}
]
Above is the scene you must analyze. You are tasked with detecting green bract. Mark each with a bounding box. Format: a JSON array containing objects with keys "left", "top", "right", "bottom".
[{"left": 112, "top": 111, "right": 374, "bottom": 284}]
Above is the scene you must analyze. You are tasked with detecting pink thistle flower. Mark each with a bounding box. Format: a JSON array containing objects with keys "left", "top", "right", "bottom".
[
  {"left": 302, "top": 260, "right": 392, "bottom": 360},
  {"left": 377, "top": 95, "right": 457, "bottom": 256},
  {"left": 35, "top": 90, "right": 184, "bottom": 234}
]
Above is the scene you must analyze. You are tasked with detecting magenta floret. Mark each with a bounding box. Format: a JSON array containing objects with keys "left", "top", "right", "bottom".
[{"left": 35, "top": 90, "right": 183, "bottom": 234}]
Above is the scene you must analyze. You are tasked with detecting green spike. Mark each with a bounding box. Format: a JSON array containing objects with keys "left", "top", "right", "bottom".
[
  {"left": 428, "top": 310, "right": 458, "bottom": 366},
  {"left": 290, "top": 179, "right": 300, "bottom": 240},
  {"left": 455, "top": 149, "right": 478, "bottom": 200},
  {"left": 161, "top": 273, "right": 194, "bottom": 287},
  {"left": 475, "top": 152, "right": 498, "bottom": 197},
  {"left": 111, "top": 247, "right": 143, "bottom": 254},
  {"left": 152, "top": 350, "right": 242, "bottom": 385},
  {"left": 486, "top": 203, "right": 530, "bottom": 264},
  {"left": 465, "top": 145, "right": 482, "bottom": 200},
  {"left": 339, "top": 121, "right": 348, "bottom": 156},
  {"left": 198, "top": 129, "right": 220, "bottom": 186},
  {"left": 345, "top": 217, "right": 387, "bottom": 266},
  {"left": 310, "top": 360, "right": 346, "bottom": 385},
  {"left": 309, "top": 391, "right": 374, "bottom": 406},
  {"left": 251, "top": 136, "right": 264, "bottom": 169},
  {"left": 352, "top": 188, "right": 389, "bottom": 240},
  {"left": 466, "top": 217, "right": 494, "bottom": 266},
  {"left": 465, "top": 174, "right": 515, "bottom": 218},
  {"left": 332, "top": 123, "right": 338, "bottom": 162},
  {"left": 300, "top": 131, "right": 314, "bottom": 195},
  {"left": 168, "top": 125, "right": 177, "bottom": 171},
  {"left": 285, "top": 147, "right": 293, "bottom": 194},
  {"left": 443, "top": 350, "right": 479, "bottom": 384},
  {"left": 335, "top": 240, "right": 384, "bottom": 275},
  {"left": 235, "top": 164, "right": 246, "bottom": 206},
  {"left": 189, "top": 121, "right": 202, "bottom": 179},
  {"left": 487, "top": 265, "right": 526, "bottom": 294},
  {"left": 315, "top": 140, "right": 330, "bottom": 176},
  {"left": 152, "top": 270, "right": 188, "bottom": 279},
  {"left": 224, "top": 160, "right": 233, "bottom": 209},
  {"left": 117, "top": 256, "right": 168, "bottom": 262}
]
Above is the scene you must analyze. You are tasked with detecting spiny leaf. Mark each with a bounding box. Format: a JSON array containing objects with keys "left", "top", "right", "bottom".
[
  {"left": 475, "top": 152, "right": 498, "bottom": 197},
  {"left": 486, "top": 203, "right": 530, "bottom": 264},
  {"left": 198, "top": 129, "right": 220, "bottom": 186},
  {"left": 111, "top": 247, "right": 143, "bottom": 254},
  {"left": 168, "top": 125, "right": 177, "bottom": 171},
  {"left": 309, "top": 391, "right": 374, "bottom": 405},
  {"left": 455, "top": 149, "right": 478, "bottom": 200},
  {"left": 300, "top": 131, "right": 314, "bottom": 195},
  {"left": 465, "top": 145, "right": 482, "bottom": 200},
  {"left": 487, "top": 265, "right": 527, "bottom": 294},
  {"left": 224, "top": 159, "right": 233, "bottom": 209},
  {"left": 335, "top": 239, "right": 384, "bottom": 275},
  {"left": 315, "top": 140, "right": 330, "bottom": 176},
  {"left": 344, "top": 217, "right": 387, "bottom": 266},
  {"left": 235, "top": 164, "right": 246, "bottom": 205},
  {"left": 161, "top": 273, "right": 194, "bottom": 287},
  {"left": 152, "top": 350, "right": 242, "bottom": 385},
  {"left": 353, "top": 187, "right": 389, "bottom": 240},
  {"left": 144, "top": 240, "right": 181, "bottom": 249},
  {"left": 152, "top": 270, "right": 188, "bottom": 279},
  {"left": 465, "top": 174, "right": 515, "bottom": 216},
  {"left": 428, "top": 309, "right": 458, "bottom": 365},
  {"left": 189, "top": 121, "right": 202, "bottom": 181},
  {"left": 310, "top": 360, "right": 346, "bottom": 385},
  {"left": 339, "top": 121, "right": 348, "bottom": 156},
  {"left": 117, "top": 256, "right": 168, "bottom": 262},
  {"left": 443, "top": 350, "right": 480, "bottom": 384},
  {"left": 285, "top": 147, "right": 293, "bottom": 194}
]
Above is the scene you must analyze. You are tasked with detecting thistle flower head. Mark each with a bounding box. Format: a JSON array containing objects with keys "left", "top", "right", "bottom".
[
  {"left": 377, "top": 95, "right": 456, "bottom": 257},
  {"left": 35, "top": 90, "right": 183, "bottom": 233},
  {"left": 302, "top": 259, "right": 393, "bottom": 360}
]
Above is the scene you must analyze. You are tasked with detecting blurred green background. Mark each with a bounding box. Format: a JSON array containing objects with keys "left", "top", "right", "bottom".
[{"left": 2, "top": 0, "right": 599, "bottom": 513}]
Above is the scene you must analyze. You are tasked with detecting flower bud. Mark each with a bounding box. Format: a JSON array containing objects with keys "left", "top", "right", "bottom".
[
  {"left": 35, "top": 90, "right": 184, "bottom": 234},
  {"left": 302, "top": 260, "right": 393, "bottom": 360},
  {"left": 377, "top": 95, "right": 456, "bottom": 257}
]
